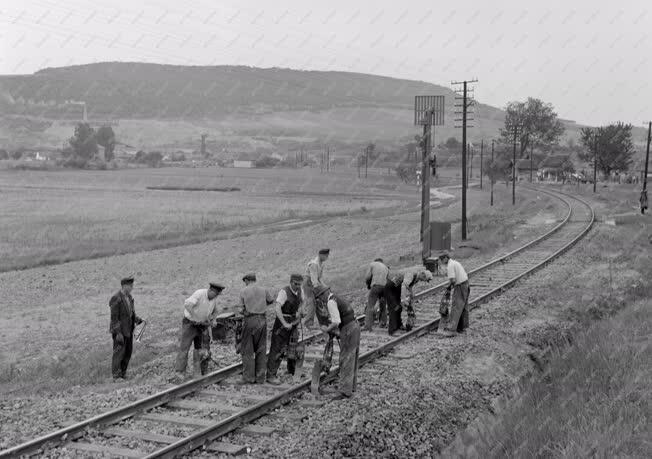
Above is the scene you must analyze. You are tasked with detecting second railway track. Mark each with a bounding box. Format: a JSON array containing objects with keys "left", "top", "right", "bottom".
[{"left": 0, "top": 186, "right": 594, "bottom": 459}]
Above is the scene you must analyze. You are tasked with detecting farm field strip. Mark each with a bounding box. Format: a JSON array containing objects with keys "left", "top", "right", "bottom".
[{"left": 0, "top": 187, "right": 594, "bottom": 458}]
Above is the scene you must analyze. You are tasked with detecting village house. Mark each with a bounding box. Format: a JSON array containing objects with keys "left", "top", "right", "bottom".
[
  {"left": 515, "top": 158, "right": 540, "bottom": 181},
  {"left": 538, "top": 155, "right": 575, "bottom": 182}
]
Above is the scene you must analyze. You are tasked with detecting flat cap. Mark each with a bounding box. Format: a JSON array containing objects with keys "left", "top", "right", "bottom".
[
  {"left": 242, "top": 272, "right": 257, "bottom": 282},
  {"left": 318, "top": 248, "right": 330, "bottom": 255},
  {"left": 120, "top": 276, "right": 134, "bottom": 286},
  {"left": 437, "top": 251, "right": 451, "bottom": 260},
  {"left": 313, "top": 285, "right": 331, "bottom": 299},
  {"left": 290, "top": 273, "right": 304, "bottom": 282},
  {"left": 374, "top": 258, "right": 384, "bottom": 263},
  {"left": 209, "top": 282, "right": 225, "bottom": 291}
]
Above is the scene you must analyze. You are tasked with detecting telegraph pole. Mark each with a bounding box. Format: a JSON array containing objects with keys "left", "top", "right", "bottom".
[
  {"left": 644, "top": 122, "right": 651, "bottom": 191},
  {"left": 512, "top": 124, "right": 519, "bottom": 205},
  {"left": 452, "top": 79, "right": 477, "bottom": 240},
  {"left": 529, "top": 144, "right": 534, "bottom": 182},
  {"left": 490, "top": 139, "right": 494, "bottom": 206},
  {"left": 593, "top": 134, "right": 598, "bottom": 193},
  {"left": 365, "top": 146, "right": 368, "bottom": 178},
  {"left": 480, "top": 139, "right": 484, "bottom": 190},
  {"left": 468, "top": 143, "right": 473, "bottom": 184},
  {"left": 327, "top": 146, "right": 330, "bottom": 172}
]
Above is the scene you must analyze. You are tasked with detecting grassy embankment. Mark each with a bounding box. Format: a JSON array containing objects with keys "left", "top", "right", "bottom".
[{"left": 447, "top": 185, "right": 651, "bottom": 458}]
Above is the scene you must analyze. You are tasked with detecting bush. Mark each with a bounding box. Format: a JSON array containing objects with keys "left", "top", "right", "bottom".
[
  {"left": 396, "top": 164, "right": 417, "bottom": 184},
  {"left": 0, "top": 149, "right": 8, "bottom": 160}
]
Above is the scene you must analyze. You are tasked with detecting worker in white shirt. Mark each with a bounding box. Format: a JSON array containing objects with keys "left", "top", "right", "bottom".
[
  {"left": 438, "top": 252, "right": 470, "bottom": 337},
  {"left": 313, "top": 285, "right": 360, "bottom": 400},
  {"left": 303, "top": 248, "right": 330, "bottom": 329},
  {"left": 174, "top": 282, "right": 225, "bottom": 379}
]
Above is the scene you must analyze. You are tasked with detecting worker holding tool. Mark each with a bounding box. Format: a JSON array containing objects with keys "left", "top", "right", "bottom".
[
  {"left": 384, "top": 268, "right": 433, "bottom": 336},
  {"left": 303, "top": 248, "right": 330, "bottom": 330},
  {"left": 173, "top": 281, "right": 225, "bottom": 382},
  {"left": 109, "top": 276, "right": 144, "bottom": 380},
  {"left": 313, "top": 285, "right": 360, "bottom": 400},
  {"left": 238, "top": 272, "right": 275, "bottom": 384},
  {"left": 266, "top": 273, "right": 305, "bottom": 385},
  {"left": 437, "top": 252, "right": 470, "bottom": 337},
  {"left": 364, "top": 258, "right": 389, "bottom": 330}
]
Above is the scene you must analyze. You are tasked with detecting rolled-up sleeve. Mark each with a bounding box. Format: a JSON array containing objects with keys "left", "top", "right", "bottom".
[
  {"left": 326, "top": 298, "right": 341, "bottom": 325},
  {"left": 184, "top": 291, "right": 199, "bottom": 310},
  {"left": 275, "top": 289, "right": 287, "bottom": 306},
  {"left": 309, "top": 262, "right": 321, "bottom": 287}
]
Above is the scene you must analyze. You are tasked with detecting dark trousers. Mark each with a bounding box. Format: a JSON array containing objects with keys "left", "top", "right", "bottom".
[
  {"left": 241, "top": 315, "right": 267, "bottom": 383},
  {"left": 365, "top": 285, "right": 387, "bottom": 330},
  {"left": 384, "top": 281, "right": 404, "bottom": 335},
  {"left": 267, "top": 320, "right": 296, "bottom": 377},
  {"left": 338, "top": 320, "right": 360, "bottom": 397},
  {"left": 112, "top": 333, "right": 133, "bottom": 378},
  {"left": 175, "top": 317, "right": 210, "bottom": 375},
  {"left": 447, "top": 282, "right": 470, "bottom": 332}
]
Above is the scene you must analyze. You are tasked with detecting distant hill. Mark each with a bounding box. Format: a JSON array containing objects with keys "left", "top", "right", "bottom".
[
  {"left": 0, "top": 62, "right": 504, "bottom": 119},
  {"left": 0, "top": 62, "right": 593, "bottom": 151}
]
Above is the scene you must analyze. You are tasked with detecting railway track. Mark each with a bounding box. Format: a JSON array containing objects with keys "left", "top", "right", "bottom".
[{"left": 0, "top": 187, "right": 594, "bottom": 459}]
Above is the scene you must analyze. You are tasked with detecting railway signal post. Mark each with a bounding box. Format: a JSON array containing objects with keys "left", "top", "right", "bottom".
[{"left": 414, "top": 95, "right": 445, "bottom": 260}]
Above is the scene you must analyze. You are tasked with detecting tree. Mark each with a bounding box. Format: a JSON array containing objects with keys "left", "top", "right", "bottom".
[
  {"left": 0, "top": 149, "right": 9, "bottom": 160},
  {"left": 365, "top": 143, "right": 377, "bottom": 162},
  {"left": 579, "top": 123, "right": 634, "bottom": 176},
  {"left": 445, "top": 137, "right": 460, "bottom": 149},
  {"left": 69, "top": 123, "right": 98, "bottom": 165},
  {"left": 10, "top": 150, "right": 23, "bottom": 160},
  {"left": 500, "top": 98, "right": 565, "bottom": 158},
  {"left": 255, "top": 156, "right": 280, "bottom": 168},
  {"left": 95, "top": 125, "right": 116, "bottom": 162}
]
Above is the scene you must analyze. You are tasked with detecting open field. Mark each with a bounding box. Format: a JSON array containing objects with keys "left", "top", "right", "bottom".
[{"left": 0, "top": 166, "right": 434, "bottom": 272}]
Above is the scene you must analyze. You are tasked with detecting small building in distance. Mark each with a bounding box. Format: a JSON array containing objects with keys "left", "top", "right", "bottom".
[
  {"left": 515, "top": 158, "right": 540, "bottom": 181},
  {"left": 538, "top": 154, "right": 574, "bottom": 182},
  {"left": 233, "top": 160, "right": 255, "bottom": 168}
]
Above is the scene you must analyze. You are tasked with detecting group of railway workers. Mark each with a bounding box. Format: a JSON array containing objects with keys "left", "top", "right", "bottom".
[{"left": 109, "top": 249, "right": 469, "bottom": 399}]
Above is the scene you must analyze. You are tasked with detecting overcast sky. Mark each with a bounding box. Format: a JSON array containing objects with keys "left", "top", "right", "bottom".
[{"left": 1, "top": 0, "right": 650, "bottom": 126}]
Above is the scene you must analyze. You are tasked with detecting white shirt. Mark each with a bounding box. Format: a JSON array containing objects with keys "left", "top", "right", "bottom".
[
  {"left": 326, "top": 294, "right": 341, "bottom": 325},
  {"left": 184, "top": 289, "right": 219, "bottom": 323},
  {"left": 306, "top": 257, "right": 325, "bottom": 287},
  {"left": 446, "top": 259, "right": 468, "bottom": 285},
  {"left": 275, "top": 287, "right": 302, "bottom": 306}
]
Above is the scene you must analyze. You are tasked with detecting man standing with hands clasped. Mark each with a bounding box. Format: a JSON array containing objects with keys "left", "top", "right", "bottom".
[
  {"left": 266, "top": 273, "right": 305, "bottom": 385},
  {"left": 437, "top": 252, "right": 470, "bottom": 337},
  {"left": 109, "top": 276, "right": 144, "bottom": 380}
]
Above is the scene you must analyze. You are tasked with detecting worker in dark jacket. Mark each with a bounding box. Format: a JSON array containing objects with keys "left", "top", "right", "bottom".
[
  {"left": 266, "top": 273, "right": 305, "bottom": 384},
  {"left": 314, "top": 285, "right": 360, "bottom": 400},
  {"left": 109, "top": 276, "right": 143, "bottom": 380}
]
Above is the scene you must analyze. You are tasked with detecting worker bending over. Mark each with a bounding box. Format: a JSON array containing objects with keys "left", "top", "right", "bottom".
[
  {"left": 174, "top": 282, "right": 224, "bottom": 381},
  {"left": 438, "top": 252, "right": 470, "bottom": 337},
  {"left": 364, "top": 258, "right": 389, "bottom": 330},
  {"left": 384, "top": 268, "right": 433, "bottom": 335},
  {"left": 303, "top": 248, "right": 330, "bottom": 329}
]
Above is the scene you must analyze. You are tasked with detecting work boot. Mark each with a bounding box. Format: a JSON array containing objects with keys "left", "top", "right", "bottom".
[
  {"left": 266, "top": 376, "right": 282, "bottom": 385},
  {"left": 331, "top": 393, "right": 351, "bottom": 401},
  {"left": 438, "top": 330, "right": 457, "bottom": 338}
]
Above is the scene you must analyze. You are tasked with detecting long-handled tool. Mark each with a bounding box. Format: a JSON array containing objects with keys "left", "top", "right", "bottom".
[
  {"left": 135, "top": 320, "right": 147, "bottom": 343},
  {"left": 311, "top": 332, "right": 340, "bottom": 396}
]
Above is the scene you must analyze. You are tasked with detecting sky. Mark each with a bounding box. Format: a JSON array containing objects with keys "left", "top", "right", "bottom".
[{"left": 1, "top": 0, "right": 651, "bottom": 127}]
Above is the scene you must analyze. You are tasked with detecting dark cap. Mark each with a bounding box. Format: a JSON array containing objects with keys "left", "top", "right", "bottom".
[
  {"left": 313, "top": 285, "right": 331, "bottom": 299},
  {"left": 318, "top": 248, "right": 330, "bottom": 255},
  {"left": 120, "top": 276, "right": 134, "bottom": 286},
  {"left": 437, "top": 251, "right": 450, "bottom": 260},
  {"left": 242, "top": 272, "right": 257, "bottom": 282},
  {"left": 374, "top": 258, "right": 384, "bottom": 263},
  {"left": 209, "top": 282, "right": 225, "bottom": 291},
  {"left": 290, "top": 273, "right": 303, "bottom": 283}
]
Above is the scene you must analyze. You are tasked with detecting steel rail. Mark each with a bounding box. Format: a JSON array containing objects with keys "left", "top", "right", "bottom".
[
  {"left": 0, "top": 187, "right": 589, "bottom": 458},
  {"left": 147, "top": 188, "right": 594, "bottom": 458}
]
